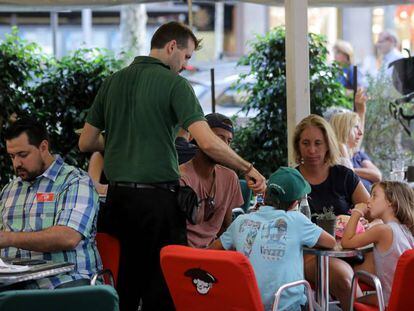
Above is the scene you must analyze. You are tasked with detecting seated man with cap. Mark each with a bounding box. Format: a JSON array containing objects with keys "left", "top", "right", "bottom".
[
  {"left": 211, "top": 167, "right": 335, "bottom": 311},
  {"left": 179, "top": 113, "right": 244, "bottom": 248}
]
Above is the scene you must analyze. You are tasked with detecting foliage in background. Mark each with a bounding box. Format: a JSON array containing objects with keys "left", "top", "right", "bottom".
[
  {"left": 232, "top": 27, "right": 350, "bottom": 177},
  {"left": 0, "top": 29, "right": 122, "bottom": 187},
  {"left": 30, "top": 48, "right": 122, "bottom": 169},
  {"left": 363, "top": 71, "right": 414, "bottom": 178},
  {"left": 0, "top": 28, "right": 45, "bottom": 185}
]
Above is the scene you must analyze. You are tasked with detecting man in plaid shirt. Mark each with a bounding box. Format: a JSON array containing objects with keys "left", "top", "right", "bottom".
[{"left": 0, "top": 118, "right": 101, "bottom": 289}]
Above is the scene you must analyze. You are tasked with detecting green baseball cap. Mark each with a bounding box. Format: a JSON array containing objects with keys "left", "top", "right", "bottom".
[{"left": 266, "top": 167, "right": 311, "bottom": 203}]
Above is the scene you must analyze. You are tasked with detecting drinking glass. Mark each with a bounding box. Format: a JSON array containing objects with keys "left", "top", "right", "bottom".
[{"left": 392, "top": 159, "right": 405, "bottom": 172}]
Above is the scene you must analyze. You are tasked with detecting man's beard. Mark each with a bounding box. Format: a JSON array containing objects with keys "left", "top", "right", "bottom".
[{"left": 16, "top": 167, "right": 43, "bottom": 182}]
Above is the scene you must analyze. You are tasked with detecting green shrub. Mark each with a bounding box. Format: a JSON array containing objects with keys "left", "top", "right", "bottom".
[
  {"left": 232, "top": 26, "right": 350, "bottom": 177},
  {"left": 30, "top": 48, "right": 122, "bottom": 169},
  {"left": 0, "top": 27, "right": 45, "bottom": 185},
  {"left": 0, "top": 28, "right": 122, "bottom": 187},
  {"left": 363, "top": 71, "right": 413, "bottom": 177}
]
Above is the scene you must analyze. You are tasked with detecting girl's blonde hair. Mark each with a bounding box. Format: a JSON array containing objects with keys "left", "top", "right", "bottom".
[
  {"left": 293, "top": 114, "right": 340, "bottom": 166},
  {"left": 330, "top": 112, "right": 360, "bottom": 154},
  {"left": 372, "top": 181, "right": 414, "bottom": 235}
]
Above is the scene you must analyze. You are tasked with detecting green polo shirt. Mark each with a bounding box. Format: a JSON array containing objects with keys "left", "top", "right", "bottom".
[{"left": 86, "top": 56, "right": 205, "bottom": 183}]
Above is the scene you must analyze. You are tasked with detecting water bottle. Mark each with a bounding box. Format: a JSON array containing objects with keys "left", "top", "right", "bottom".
[
  {"left": 254, "top": 193, "right": 264, "bottom": 209},
  {"left": 299, "top": 195, "right": 311, "bottom": 219}
]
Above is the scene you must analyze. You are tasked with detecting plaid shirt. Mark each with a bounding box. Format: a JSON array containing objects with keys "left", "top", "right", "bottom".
[{"left": 0, "top": 156, "right": 102, "bottom": 289}]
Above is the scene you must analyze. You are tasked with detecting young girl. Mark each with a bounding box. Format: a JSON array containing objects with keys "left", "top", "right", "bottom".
[{"left": 341, "top": 181, "right": 414, "bottom": 306}]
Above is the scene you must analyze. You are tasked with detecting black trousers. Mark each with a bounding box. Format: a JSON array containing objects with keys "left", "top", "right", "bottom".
[{"left": 104, "top": 184, "right": 187, "bottom": 311}]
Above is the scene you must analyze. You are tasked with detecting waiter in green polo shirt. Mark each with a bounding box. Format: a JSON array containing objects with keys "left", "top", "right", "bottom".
[{"left": 79, "top": 21, "right": 266, "bottom": 311}]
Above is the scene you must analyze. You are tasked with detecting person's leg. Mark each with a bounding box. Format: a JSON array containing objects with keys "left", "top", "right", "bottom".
[
  {"left": 137, "top": 187, "right": 186, "bottom": 311},
  {"left": 106, "top": 186, "right": 142, "bottom": 311},
  {"left": 305, "top": 256, "right": 362, "bottom": 311},
  {"left": 356, "top": 293, "right": 378, "bottom": 306},
  {"left": 354, "top": 251, "right": 376, "bottom": 274}
]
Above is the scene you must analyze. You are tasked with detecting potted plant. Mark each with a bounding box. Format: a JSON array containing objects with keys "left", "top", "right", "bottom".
[{"left": 313, "top": 207, "right": 336, "bottom": 236}]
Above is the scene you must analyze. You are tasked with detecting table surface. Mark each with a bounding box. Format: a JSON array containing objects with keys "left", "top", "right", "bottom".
[
  {"left": 0, "top": 260, "right": 75, "bottom": 285},
  {"left": 303, "top": 243, "right": 373, "bottom": 258}
]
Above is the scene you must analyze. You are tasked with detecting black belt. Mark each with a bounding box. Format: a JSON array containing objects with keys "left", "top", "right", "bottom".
[{"left": 109, "top": 181, "right": 178, "bottom": 192}]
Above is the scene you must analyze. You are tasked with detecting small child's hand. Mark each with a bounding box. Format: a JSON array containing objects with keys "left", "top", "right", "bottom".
[
  {"left": 360, "top": 217, "right": 369, "bottom": 229},
  {"left": 354, "top": 203, "right": 368, "bottom": 216}
]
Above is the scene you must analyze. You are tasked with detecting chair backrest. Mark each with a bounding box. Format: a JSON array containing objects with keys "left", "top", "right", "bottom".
[
  {"left": 387, "top": 249, "right": 414, "bottom": 311},
  {"left": 96, "top": 232, "right": 121, "bottom": 286},
  {"left": 0, "top": 285, "right": 119, "bottom": 311},
  {"left": 160, "top": 245, "right": 263, "bottom": 311},
  {"left": 239, "top": 179, "right": 252, "bottom": 212}
]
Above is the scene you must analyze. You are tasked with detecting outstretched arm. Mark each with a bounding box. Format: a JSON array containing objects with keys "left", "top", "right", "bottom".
[{"left": 188, "top": 121, "right": 266, "bottom": 193}]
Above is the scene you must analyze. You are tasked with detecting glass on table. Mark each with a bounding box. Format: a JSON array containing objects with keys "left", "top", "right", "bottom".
[
  {"left": 392, "top": 159, "right": 405, "bottom": 172},
  {"left": 390, "top": 170, "right": 405, "bottom": 182}
]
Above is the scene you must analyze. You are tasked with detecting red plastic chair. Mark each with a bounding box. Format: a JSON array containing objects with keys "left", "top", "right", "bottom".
[
  {"left": 350, "top": 249, "right": 414, "bottom": 311},
  {"left": 91, "top": 232, "right": 121, "bottom": 287},
  {"left": 160, "top": 245, "right": 264, "bottom": 311},
  {"left": 160, "top": 245, "right": 314, "bottom": 311}
]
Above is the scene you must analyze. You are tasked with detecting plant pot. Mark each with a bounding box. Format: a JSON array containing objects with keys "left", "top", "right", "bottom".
[{"left": 316, "top": 218, "right": 336, "bottom": 237}]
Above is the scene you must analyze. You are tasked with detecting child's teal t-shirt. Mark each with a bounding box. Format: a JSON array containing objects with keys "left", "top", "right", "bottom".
[{"left": 220, "top": 206, "right": 322, "bottom": 311}]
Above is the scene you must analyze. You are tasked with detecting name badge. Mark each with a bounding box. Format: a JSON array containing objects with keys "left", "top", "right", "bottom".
[{"left": 36, "top": 192, "right": 55, "bottom": 203}]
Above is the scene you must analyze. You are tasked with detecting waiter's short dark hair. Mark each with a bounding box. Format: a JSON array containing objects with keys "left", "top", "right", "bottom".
[
  {"left": 4, "top": 117, "right": 49, "bottom": 147},
  {"left": 151, "top": 21, "right": 202, "bottom": 51}
]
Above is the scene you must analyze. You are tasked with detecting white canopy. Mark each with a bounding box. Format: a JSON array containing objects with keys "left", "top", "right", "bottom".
[{"left": 0, "top": 0, "right": 411, "bottom": 11}]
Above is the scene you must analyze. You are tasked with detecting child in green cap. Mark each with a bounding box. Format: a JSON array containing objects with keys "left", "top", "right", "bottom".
[{"left": 211, "top": 167, "right": 336, "bottom": 311}]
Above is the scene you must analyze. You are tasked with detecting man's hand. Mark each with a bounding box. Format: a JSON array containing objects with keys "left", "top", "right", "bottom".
[
  {"left": 354, "top": 88, "right": 367, "bottom": 115},
  {"left": 246, "top": 167, "right": 266, "bottom": 194}
]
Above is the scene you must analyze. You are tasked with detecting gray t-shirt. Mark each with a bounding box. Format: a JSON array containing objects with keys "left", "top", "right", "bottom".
[{"left": 373, "top": 222, "right": 414, "bottom": 305}]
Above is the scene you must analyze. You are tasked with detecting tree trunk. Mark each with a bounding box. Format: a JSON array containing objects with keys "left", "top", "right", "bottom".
[{"left": 120, "top": 4, "right": 147, "bottom": 63}]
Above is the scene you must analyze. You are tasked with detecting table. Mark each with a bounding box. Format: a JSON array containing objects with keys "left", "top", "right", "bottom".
[
  {"left": 304, "top": 244, "right": 373, "bottom": 311},
  {"left": 0, "top": 260, "right": 75, "bottom": 287}
]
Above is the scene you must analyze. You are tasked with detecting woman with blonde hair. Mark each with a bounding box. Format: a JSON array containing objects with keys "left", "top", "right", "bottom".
[
  {"left": 330, "top": 112, "right": 362, "bottom": 168},
  {"left": 330, "top": 112, "right": 382, "bottom": 190},
  {"left": 293, "top": 114, "right": 370, "bottom": 311}
]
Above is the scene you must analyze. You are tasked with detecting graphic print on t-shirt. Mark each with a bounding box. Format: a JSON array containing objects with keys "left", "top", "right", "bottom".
[
  {"left": 260, "top": 218, "right": 287, "bottom": 261},
  {"left": 239, "top": 219, "right": 261, "bottom": 257}
]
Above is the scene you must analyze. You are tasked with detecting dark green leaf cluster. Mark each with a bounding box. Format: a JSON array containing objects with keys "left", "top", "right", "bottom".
[
  {"left": 0, "top": 28, "right": 122, "bottom": 187},
  {"left": 232, "top": 26, "right": 350, "bottom": 177}
]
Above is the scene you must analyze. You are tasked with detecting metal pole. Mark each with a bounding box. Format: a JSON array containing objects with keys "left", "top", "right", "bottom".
[
  {"left": 353, "top": 65, "right": 358, "bottom": 111},
  {"left": 285, "top": 0, "right": 310, "bottom": 166},
  {"left": 211, "top": 68, "right": 216, "bottom": 113},
  {"left": 188, "top": 0, "right": 193, "bottom": 29},
  {"left": 316, "top": 255, "right": 330, "bottom": 311},
  {"left": 214, "top": 2, "right": 224, "bottom": 60},
  {"left": 50, "top": 11, "right": 58, "bottom": 57},
  {"left": 82, "top": 9, "right": 92, "bottom": 48}
]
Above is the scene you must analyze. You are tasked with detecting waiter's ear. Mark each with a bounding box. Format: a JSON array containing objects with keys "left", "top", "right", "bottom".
[{"left": 165, "top": 40, "right": 177, "bottom": 55}]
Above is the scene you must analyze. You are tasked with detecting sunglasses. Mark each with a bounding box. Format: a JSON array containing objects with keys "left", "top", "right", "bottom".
[{"left": 199, "top": 196, "right": 216, "bottom": 221}]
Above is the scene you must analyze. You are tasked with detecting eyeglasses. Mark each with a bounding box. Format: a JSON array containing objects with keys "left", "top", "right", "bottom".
[{"left": 199, "top": 196, "right": 215, "bottom": 221}]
